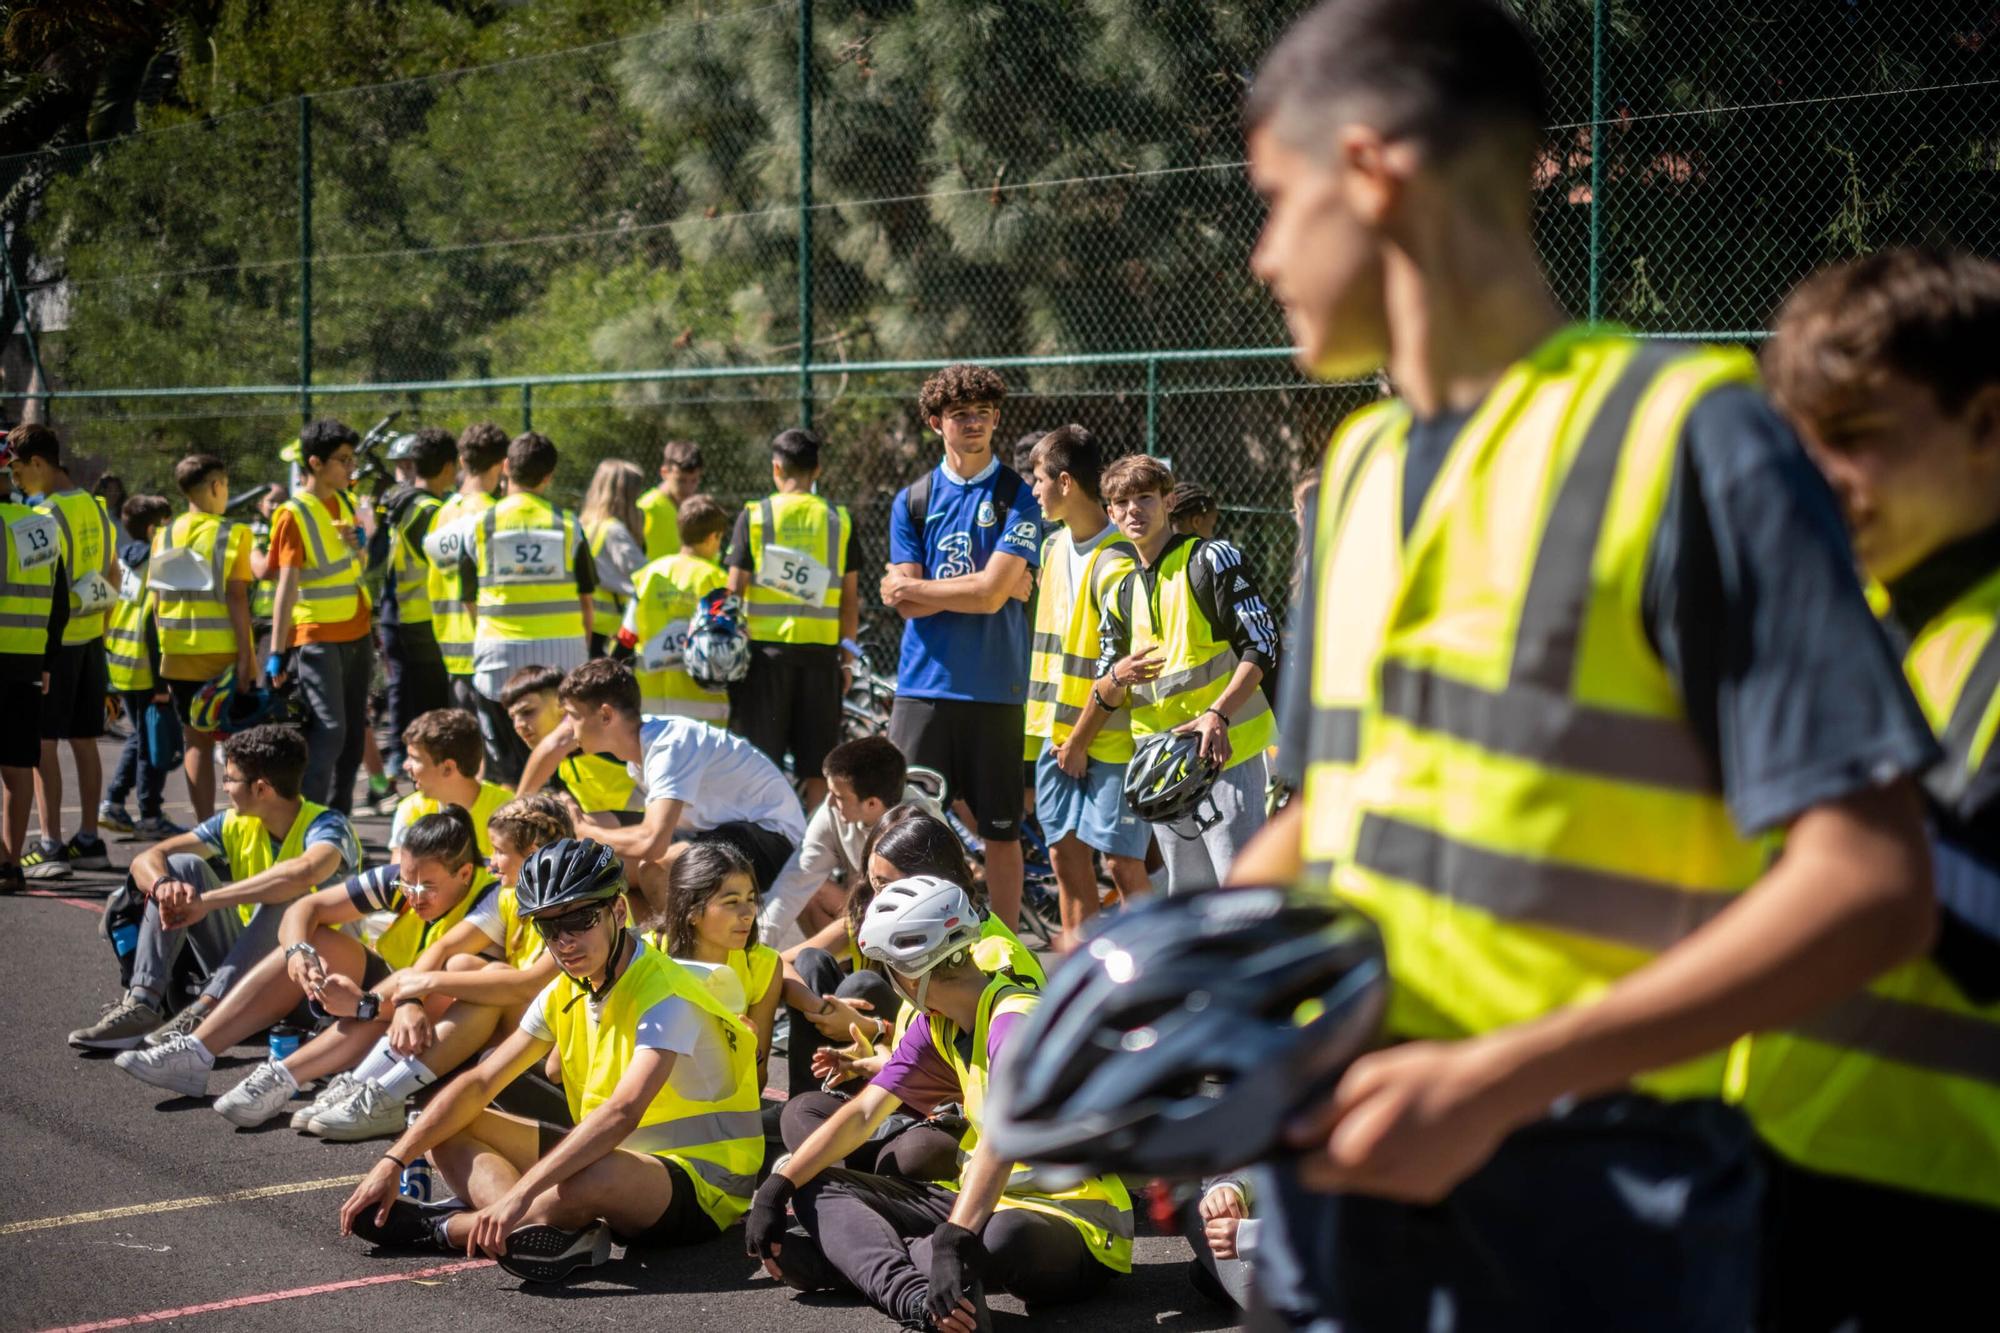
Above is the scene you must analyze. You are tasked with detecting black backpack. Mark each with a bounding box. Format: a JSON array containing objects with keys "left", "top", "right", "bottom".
[{"left": 905, "top": 464, "right": 1026, "bottom": 541}]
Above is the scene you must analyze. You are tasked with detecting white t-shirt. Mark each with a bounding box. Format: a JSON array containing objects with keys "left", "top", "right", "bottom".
[
  {"left": 463, "top": 892, "right": 504, "bottom": 946},
  {"left": 519, "top": 938, "right": 740, "bottom": 1107},
  {"left": 1060, "top": 521, "right": 1117, "bottom": 598},
  {"left": 634, "top": 716, "right": 806, "bottom": 844},
  {"left": 797, "top": 781, "right": 945, "bottom": 886}
]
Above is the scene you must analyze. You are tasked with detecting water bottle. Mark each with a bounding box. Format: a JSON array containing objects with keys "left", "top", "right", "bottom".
[
  {"left": 110, "top": 920, "right": 139, "bottom": 965},
  {"left": 267, "top": 1023, "right": 304, "bottom": 1062},
  {"left": 399, "top": 1106, "right": 433, "bottom": 1202}
]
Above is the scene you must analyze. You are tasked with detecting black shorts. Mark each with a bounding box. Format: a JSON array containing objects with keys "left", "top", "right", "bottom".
[
  {"left": 693, "top": 820, "right": 798, "bottom": 896},
  {"left": 1, "top": 678, "right": 43, "bottom": 767},
  {"left": 167, "top": 675, "right": 217, "bottom": 733},
  {"left": 529, "top": 1125, "right": 716, "bottom": 1248},
  {"left": 41, "top": 639, "right": 108, "bottom": 740},
  {"left": 888, "top": 697, "right": 1025, "bottom": 841},
  {"left": 728, "top": 644, "right": 842, "bottom": 780}
]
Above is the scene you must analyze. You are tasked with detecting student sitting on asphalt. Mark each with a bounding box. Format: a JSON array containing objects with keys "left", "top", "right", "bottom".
[
  {"left": 288, "top": 793, "right": 574, "bottom": 1139},
  {"left": 113, "top": 806, "right": 499, "bottom": 1128},
  {"left": 641, "top": 838, "right": 782, "bottom": 1086},
  {"left": 748, "top": 876, "right": 1132, "bottom": 1330},
  {"left": 339, "top": 838, "right": 765, "bottom": 1285},
  {"left": 500, "top": 663, "right": 637, "bottom": 821},
  {"left": 68, "top": 724, "right": 361, "bottom": 1051},
  {"left": 787, "top": 734, "right": 942, "bottom": 941},
  {"left": 518, "top": 659, "right": 820, "bottom": 947},
  {"left": 385, "top": 707, "right": 514, "bottom": 854}
]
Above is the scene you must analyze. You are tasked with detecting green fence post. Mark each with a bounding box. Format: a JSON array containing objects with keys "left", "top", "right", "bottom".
[
  {"left": 1143, "top": 356, "right": 1160, "bottom": 455},
  {"left": 298, "top": 94, "right": 315, "bottom": 425},
  {"left": 521, "top": 383, "right": 534, "bottom": 433},
  {"left": 0, "top": 239, "right": 48, "bottom": 413},
  {"left": 1588, "top": 0, "right": 1606, "bottom": 322},
  {"left": 796, "top": 0, "right": 815, "bottom": 431}
]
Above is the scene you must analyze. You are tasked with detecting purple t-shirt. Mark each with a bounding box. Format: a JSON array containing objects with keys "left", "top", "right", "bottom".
[{"left": 871, "top": 1009, "right": 1025, "bottom": 1115}]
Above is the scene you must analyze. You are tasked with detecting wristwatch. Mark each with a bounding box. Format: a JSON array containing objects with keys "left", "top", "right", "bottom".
[{"left": 354, "top": 992, "right": 382, "bottom": 1023}]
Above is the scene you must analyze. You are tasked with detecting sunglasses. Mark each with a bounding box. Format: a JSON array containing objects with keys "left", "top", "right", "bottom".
[{"left": 530, "top": 903, "right": 610, "bottom": 942}]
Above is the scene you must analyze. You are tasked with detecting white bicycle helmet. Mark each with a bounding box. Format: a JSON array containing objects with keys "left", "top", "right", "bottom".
[
  {"left": 858, "top": 875, "right": 981, "bottom": 1001},
  {"left": 682, "top": 589, "right": 752, "bottom": 690}
]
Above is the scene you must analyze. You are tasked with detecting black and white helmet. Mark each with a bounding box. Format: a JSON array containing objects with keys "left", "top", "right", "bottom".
[
  {"left": 682, "top": 589, "right": 752, "bottom": 691},
  {"left": 515, "top": 838, "right": 627, "bottom": 917},
  {"left": 984, "top": 888, "right": 1387, "bottom": 1179},
  {"left": 1123, "top": 729, "right": 1221, "bottom": 826},
  {"left": 857, "top": 875, "right": 981, "bottom": 976}
]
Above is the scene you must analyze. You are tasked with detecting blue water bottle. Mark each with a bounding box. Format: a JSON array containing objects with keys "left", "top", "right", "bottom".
[
  {"left": 267, "top": 1024, "right": 304, "bottom": 1062},
  {"left": 111, "top": 921, "right": 139, "bottom": 966},
  {"left": 398, "top": 1106, "right": 433, "bottom": 1202}
]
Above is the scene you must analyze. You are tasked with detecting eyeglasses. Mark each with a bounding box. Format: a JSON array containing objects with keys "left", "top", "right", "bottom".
[
  {"left": 394, "top": 876, "right": 444, "bottom": 900},
  {"left": 530, "top": 903, "right": 608, "bottom": 942}
]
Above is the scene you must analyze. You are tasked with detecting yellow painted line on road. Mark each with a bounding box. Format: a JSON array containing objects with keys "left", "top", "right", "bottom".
[{"left": 0, "top": 1174, "right": 364, "bottom": 1236}]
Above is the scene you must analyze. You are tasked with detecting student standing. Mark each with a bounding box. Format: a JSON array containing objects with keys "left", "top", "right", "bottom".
[
  {"left": 580, "top": 459, "right": 649, "bottom": 659},
  {"left": 880, "top": 364, "right": 1044, "bottom": 929},
  {"left": 374, "top": 427, "right": 458, "bottom": 795},
  {"left": 101, "top": 494, "right": 182, "bottom": 839},
  {"left": 0, "top": 471, "right": 66, "bottom": 892},
  {"left": 617, "top": 494, "right": 731, "bottom": 725},
  {"left": 426, "top": 422, "right": 508, "bottom": 772},
  {"left": 1231, "top": 3, "right": 1937, "bottom": 1327},
  {"left": 269, "top": 419, "right": 374, "bottom": 814},
  {"left": 726, "top": 429, "right": 859, "bottom": 809},
  {"left": 636, "top": 439, "right": 705, "bottom": 564}
]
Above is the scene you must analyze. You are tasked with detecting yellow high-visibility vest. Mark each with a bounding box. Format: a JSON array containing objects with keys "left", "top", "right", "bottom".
[
  {"left": 638, "top": 486, "right": 680, "bottom": 564},
  {"left": 153, "top": 512, "right": 249, "bottom": 658},
  {"left": 41, "top": 489, "right": 116, "bottom": 644},
  {"left": 1731, "top": 560, "right": 2000, "bottom": 1208},
  {"left": 626, "top": 550, "right": 728, "bottom": 725},
  {"left": 1299, "top": 329, "right": 1774, "bottom": 1102},
  {"left": 472, "top": 492, "right": 585, "bottom": 644},
  {"left": 0, "top": 500, "right": 60, "bottom": 658},
  {"left": 390, "top": 781, "right": 515, "bottom": 857},
  {"left": 105, "top": 557, "right": 154, "bottom": 692},
  {"left": 1117, "top": 539, "right": 1275, "bottom": 770},
  {"left": 584, "top": 517, "right": 634, "bottom": 632},
  {"left": 543, "top": 942, "right": 764, "bottom": 1229},
  {"left": 425, "top": 490, "right": 495, "bottom": 676},
  {"left": 558, "top": 752, "right": 637, "bottom": 814},
  {"left": 278, "top": 492, "right": 365, "bottom": 627},
  {"left": 366, "top": 868, "right": 499, "bottom": 973},
  {"left": 219, "top": 799, "right": 335, "bottom": 927},
  {"left": 1027, "top": 529, "right": 1137, "bottom": 762},
  {"left": 743, "top": 492, "right": 848, "bottom": 647},
  {"left": 390, "top": 491, "right": 442, "bottom": 625}
]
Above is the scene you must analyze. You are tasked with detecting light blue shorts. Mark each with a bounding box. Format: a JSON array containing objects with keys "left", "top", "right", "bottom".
[{"left": 1033, "top": 742, "right": 1151, "bottom": 861}]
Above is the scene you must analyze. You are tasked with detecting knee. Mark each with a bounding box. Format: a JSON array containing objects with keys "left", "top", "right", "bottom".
[
  {"left": 839, "top": 969, "right": 899, "bottom": 1019},
  {"left": 780, "top": 1091, "right": 841, "bottom": 1151},
  {"left": 442, "top": 953, "right": 488, "bottom": 974}
]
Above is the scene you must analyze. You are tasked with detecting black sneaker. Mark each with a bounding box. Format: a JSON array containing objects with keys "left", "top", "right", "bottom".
[
  {"left": 66, "top": 833, "right": 112, "bottom": 872},
  {"left": 769, "top": 1229, "right": 848, "bottom": 1294},
  {"left": 20, "top": 839, "right": 70, "bottom": 880},
  {"left": 349, "top": 1197, "right": 456, "bottom": 1251},
  {"left": 497, "top": 1220, "right": 612, "bottom": 1284}
]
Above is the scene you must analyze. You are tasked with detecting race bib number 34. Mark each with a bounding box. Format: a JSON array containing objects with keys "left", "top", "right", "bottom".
[
  {"left": 489, "top": 528, "right": 565, "bottom": 583},
  {"left": 8, "top": 513, "right": 58, "bottom": 571},
  {"left": 754, "top": 542, "right": 831, "bottom": 602}
]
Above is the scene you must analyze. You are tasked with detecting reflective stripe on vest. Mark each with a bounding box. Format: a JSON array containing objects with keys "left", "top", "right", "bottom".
[
  {"left": 559, "top": 753, "right": 637, "bottom": 814},
  {"left": 743, "top": 493, "right": 847, "bottom": 645},
  {"left": 545, "top": 943, "right": 764, "bottom": 1228},
  {"left": 105, "top": 561, "right": 154, "bottom": 692},
  {"left": 1732, "top": 561, "right": 2000, "bottom": 1207},
  {"left": 936, "top": 977, "right": 1132, "bottom": 1272},
  {"left": 628, "top": 551, "right": 729, "bottom": 725},
  {"left": 43, "top": 490, "right": 115, "bottom": 644},
  {"left": 1299, "top": 330, "right": 1771, "bottom": 1103},
  {"left": 584, "top": 518, "right": 629, "bottom": 628},
  {"left": 219, "top": 800, "right": 334, "bottom": 927},
  {"left": 391, "top": 492, "right": 442, "bottom": 624},
  {"left": 153, "top": 513, "right": 245, "bottom": 655},
  {"left": 280, "top": 493, "right": 363, "bottom": 625},
  {"left": 1026, "top": 532, "right": 1137, "bottom": 761},
  {"left": 427, "top": 491, "right": 494, "bottom": 676},
  {"left": 1122, "top": 539, "right": 1275, "bottom": 770},
  {"left": 475, "top": 493, "right": 584, "bottom": 644},
  {"left": 0, "top": 501, "right": 58, "bottom": 656}
]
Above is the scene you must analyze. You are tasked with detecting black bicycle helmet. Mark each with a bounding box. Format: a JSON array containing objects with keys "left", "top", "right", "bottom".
[
  {"left": 514, "top": 838, "right": 627, "bottom": 917},
  {"left": 1123, "top": 729, "right": 1221, "bottom": 825},
  {"left": 984, "top": 887, "right": 1386, "bottom": 1179}
]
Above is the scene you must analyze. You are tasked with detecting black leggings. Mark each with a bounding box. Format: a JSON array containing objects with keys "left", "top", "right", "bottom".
[
  {"left": 794, "top": 1169, "right": 1111, "bottom": 1325},
  {"left": 786, "top": 946, "right": 903, "bottom": 1096},
  {"left": 780, "top": 1090, "right": 962, "bottom": 1181}
]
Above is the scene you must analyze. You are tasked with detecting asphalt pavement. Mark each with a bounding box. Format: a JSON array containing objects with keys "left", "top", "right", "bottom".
[{"left": 0, "top": 737, "right": 1242, "bottom": 1333}]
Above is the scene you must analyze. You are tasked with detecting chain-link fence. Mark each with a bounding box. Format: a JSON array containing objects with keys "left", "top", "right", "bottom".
[{"left": 6, "top": 0, "right": 1998, "bottom": 660}]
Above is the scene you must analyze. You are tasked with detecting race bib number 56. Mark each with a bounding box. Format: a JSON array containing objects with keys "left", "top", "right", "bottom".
[{"left": 754, "top": 542, "right": 831, "bottom": 603}]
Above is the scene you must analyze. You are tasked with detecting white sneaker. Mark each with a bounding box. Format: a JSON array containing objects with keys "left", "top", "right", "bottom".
[
  {"left": 292, "top": 1071, "right": 361, "bottom": 1131},
  {"left": 214, "top": 1060, "right": 298, "bottom": 1127},
  {"left": 114, "top": 1034, "right": 212, "bottom": 1097},
  {"left": 307, "top": 1080, "right": 407, "bottom": 1142}
]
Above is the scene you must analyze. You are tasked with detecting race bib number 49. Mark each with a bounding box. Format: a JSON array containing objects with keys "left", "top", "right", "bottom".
[
  {"left": 638, "top": 618, "right": 691, "bottom": 671},
  {"left": 489, "top": 528, "right": 565, "bottom": 583},
  {"left": 8, "top": 513, "right": 58, "bottom": 571},
  {"left": 754, "top": 542, "right": 831, "bottom": 603}
]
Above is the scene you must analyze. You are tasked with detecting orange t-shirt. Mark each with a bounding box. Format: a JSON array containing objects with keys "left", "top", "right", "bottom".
[{"left": 270, "top": 501, "right": 372, "bottom": 645}]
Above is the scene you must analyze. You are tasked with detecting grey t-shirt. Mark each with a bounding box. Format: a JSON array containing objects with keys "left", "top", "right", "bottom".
[{"left": 1276, "top": 382, "right": 1937, "bottom": 835}]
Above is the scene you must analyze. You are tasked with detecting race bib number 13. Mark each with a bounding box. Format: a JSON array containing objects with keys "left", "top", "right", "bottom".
[{"left": 8, "top": 513, "right": 58, "bottom": 571}]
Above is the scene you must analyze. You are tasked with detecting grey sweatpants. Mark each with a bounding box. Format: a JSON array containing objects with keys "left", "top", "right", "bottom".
[
  {"left": 297, "top": 635, "right": 373, "bottom": 814},
  {"left": 128, "top": 854, "right": 283, "bottom": 1007},
  {"left": 1152, "top": 751, "right": 1268, "bottom": 895}
]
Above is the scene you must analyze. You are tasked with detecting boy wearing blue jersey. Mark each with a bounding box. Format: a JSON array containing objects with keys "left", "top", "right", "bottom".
[{"left": 880, "top": 364, "right": 1043, "bottom": 929}]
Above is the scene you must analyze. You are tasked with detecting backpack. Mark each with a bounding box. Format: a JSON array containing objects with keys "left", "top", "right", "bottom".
[{"left": 905, "top": 464, "right": 1026, "bottom": 539}]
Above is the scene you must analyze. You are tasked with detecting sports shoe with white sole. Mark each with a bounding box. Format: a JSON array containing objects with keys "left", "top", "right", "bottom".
[
  {"left": 68, "top": 995, "right": 165, "bottom": 1051},
  {"left": 20, "top": 838, "right": 70, "bottom": 880},
  {"left": 498, "top": 1220, "right": 612, "bottom": 1284},
  {"left": 306, "top": 1080, "right": 407, "bottom": 1142},
  {"left": 114, "top": 1033, "right": 212, "bottom": 1097},
  {"left": 133, "top": 815, "right": 187, "bottom": 840},
  {"left": 145, "top": 1003, "right": 211, "bottom": 1046},
  {"left": 292, "top": 1071, "right": 362, "bottom": 1130},
  {"left": 97, "top": 803, "right": 136, "bottom": 835},
  {"left": 214, "top": 1060, "right": 299, "bottom": 1127}
]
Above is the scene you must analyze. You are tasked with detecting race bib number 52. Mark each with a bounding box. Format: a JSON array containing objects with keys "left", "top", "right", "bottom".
[{"left": 489, "top": 528, "right": 565, "bottom": 583}]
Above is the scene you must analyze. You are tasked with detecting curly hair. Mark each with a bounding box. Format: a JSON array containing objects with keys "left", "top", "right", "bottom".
[
  {"left": 487, "top": 792, "right": 574, "bottom": 858},
  {"left": 918, "top": 363, "right": 1007, "bottom": 419},
  {"left": 457, "top": 422, "right": 510, "bottom": 474}
]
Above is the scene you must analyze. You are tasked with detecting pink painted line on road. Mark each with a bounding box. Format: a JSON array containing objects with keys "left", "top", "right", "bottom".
[
  {"left": 20, "top": 888, "right": 105, "bottom": 914},
  {"left": 35, "top": 1258, "right": 496, "bottom": 1332}
]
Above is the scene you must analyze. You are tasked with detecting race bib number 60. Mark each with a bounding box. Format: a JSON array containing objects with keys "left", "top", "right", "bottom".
[
  {"left": 490, "top": 528, "right": 565, "bottom": 583},
  {"left": 422, "top": 518, "right": 472, "bottom": 566},
  {"left": 8, "top": 513, "right": 58, "bottom": 571}
]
